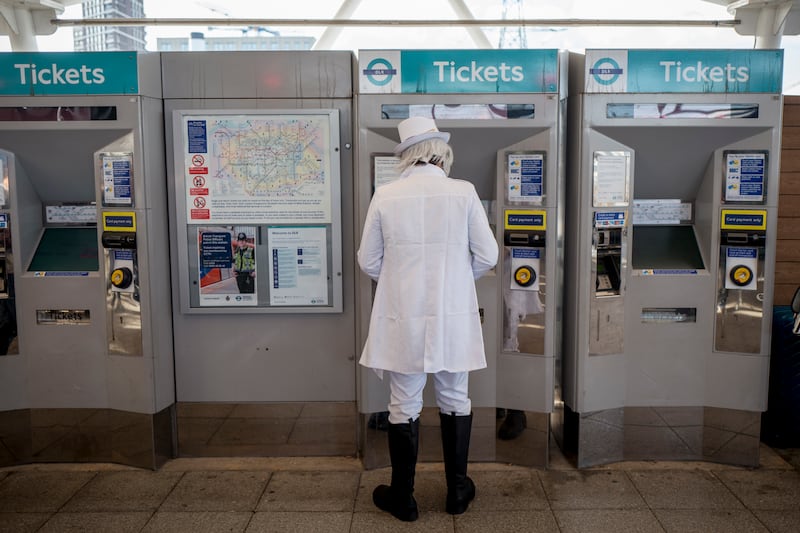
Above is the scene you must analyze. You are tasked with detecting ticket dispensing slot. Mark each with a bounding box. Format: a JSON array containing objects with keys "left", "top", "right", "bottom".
[
  {"left": 590, "top": 212, "right": 626, "bottom": 355},
  {"left": 715, "top": 210, "right": 767, "bottom": 354},
  {"left": 595, "top": 228, "right": 622, "bottom": 296}
]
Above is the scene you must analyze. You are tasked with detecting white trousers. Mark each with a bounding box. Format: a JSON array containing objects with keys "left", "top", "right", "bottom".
[{"left": 385, "top": 370, "right": 471, "bottom": 424}]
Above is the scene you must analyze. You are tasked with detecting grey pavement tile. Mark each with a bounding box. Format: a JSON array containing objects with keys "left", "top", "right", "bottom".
[
  {"left": 177, "top": 403, "right": 236, "bottom": 419},
  {"left": 654, "top": 509, "right": 768, "bottom": 533},
  {"left": 0, "top": 512, "right": 51, "bottom": 533},
  {"left": 467, "top": 470, "right": 549, "bottom": 511},
  {"left": 751, "top": 510, "right": 800, "bottom": 533},
  {"left": 0, "top": 471, "right": 95, "bottom": 512},
  {"left": 715, "top": 469, "right": 800, "bottom": 510},
  {"left": 357, "top": 470, "right": 449, "bottom": 513},
  {"left": 141, "top": 511, "right": 253, "bottom": 533},
  {"left": 246, "top": 511, "right": 351, "bottom": 532},
  {"left": 454, "top": 510, "right": 559, "bottom": 533},
  {"left": 61, "top": 470, "right": 184, "bottom": 512},
  {"left": 256, "top": 471, "right": 358, "bottom": 512},
  {"left": 208, "top": 418, "right": 295, "bottom": 446},
  {"left": 37, "top": 511, "right": 152, "bottom": 533},
  {"left": 553, "top": 510, "right": 665, "bottom": 533},
  {"left": 160, "top": 471, "right": 271, "bottom": 512},
  {"left": 351, "top": 510, "right": 454, "bottom": 532},
  {"left": 627, "top": 469, "right": 743, "bottom": 509},
  {"left": 539, "top": 470, "right": 646, "bottom": 510},
  {"left": 299, "top": 402, "right": 356, "bottom": 418}
]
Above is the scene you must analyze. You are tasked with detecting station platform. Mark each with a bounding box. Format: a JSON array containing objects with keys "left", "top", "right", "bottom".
[{"left": 0, "top": 444, "right": 798, "bottom": 532}]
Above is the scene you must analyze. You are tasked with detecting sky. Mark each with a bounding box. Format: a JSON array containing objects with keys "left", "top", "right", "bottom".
[{"left": 3, "top": 0, "right": 799, "bottom": 92}]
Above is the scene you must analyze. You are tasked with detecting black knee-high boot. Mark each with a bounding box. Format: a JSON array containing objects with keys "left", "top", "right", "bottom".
[
  {"left": 439, "top": 412, "right": 476, "bottom": 514},
  {"left": 372, "top": 418, "right": 419, "bottom": 521}
]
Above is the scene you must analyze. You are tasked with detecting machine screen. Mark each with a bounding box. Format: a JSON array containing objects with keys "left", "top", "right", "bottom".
[
  {"left": 632, "top": 225, "right": 704, "bottom": 270},
  {"left": 28, "top": 227, "right": 98, "bottom": 272}
]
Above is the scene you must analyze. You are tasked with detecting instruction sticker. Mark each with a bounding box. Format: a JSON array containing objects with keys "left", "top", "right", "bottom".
[
  {"left": 725, "top": 152, "right": 765, "bottom": 203},
  {"left": 507, "top": 153, "right": 544, "bottom": 203},
  {"left": 725, "top": 247, "right": 758, "bottom": 291}
]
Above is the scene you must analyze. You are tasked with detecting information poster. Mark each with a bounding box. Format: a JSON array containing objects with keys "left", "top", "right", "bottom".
[
  {"left": 725, "top": 153, "right": 765, "bottom": 203},
  {"left": 593, "top": 151, "right": 630, "bottom": 206},
  {"left": 197, "top": 225, "right": 257, "bottom": 307},
  {"left": 268, "top": 226, "right": 328, "bottom": 306},
  {"left": 374, "top": 155, "right": 402, "bottom": 189},
  {"left": 101, "top": 153, "right": 133, "bottom": 206},
  {"left": 183, "top": 114, "right": 332, "bottom": 224},
  {"left": 508, "top": 153, "right": 543, "bottom": 203}
]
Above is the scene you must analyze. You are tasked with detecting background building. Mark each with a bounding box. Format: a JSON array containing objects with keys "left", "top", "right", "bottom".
[
  {"left": 73, "top": 0, "right": 146, "bottom": 51},
  {"left": 157, "top": 29, "right": 315, "bottom": 52}
]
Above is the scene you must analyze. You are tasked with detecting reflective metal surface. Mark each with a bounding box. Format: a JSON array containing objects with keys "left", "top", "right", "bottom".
[
  {"left": 571, "top": 406, "right": 761, "bottom": 468},
  {"left": 0, "top": 225, "right": 16, "bottom": 355},
  {"left": 589, "top": 225, "right": 626, "bottom": 356},
  {"left": 105, "top": 253, "right": 143, "bottom": 357},
  {"left": 715, "top": 247, "right": 765, "bottom": 354},
  {"left": 503, "top": 247, "right": 546, "bottom": 355},
  {"left": 176, "top": 402, "right": 357, "bottom": 458},
  {"left": 361, "top": 407, "right": 549, "bottom": 470},
  {"left": 0, "top": 406, "right": 175, "bottom": 469}
]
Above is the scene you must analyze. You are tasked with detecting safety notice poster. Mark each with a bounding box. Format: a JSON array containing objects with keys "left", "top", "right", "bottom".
[
  {"left": 197, "top": 225, "right": 258, "bottom": 307},
  {"left": 268, "top": 226, "right": 328, "bottom": 306}
]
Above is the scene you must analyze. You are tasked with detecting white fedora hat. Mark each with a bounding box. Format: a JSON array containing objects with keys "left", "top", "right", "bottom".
[{"left": 393, "top": 116, "right": 450, "bottom": 154}]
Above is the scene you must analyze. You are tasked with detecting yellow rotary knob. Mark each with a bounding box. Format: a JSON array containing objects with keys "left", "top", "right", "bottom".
[
  {"left": 513, "top": 265, "right": 536, "bottom": 287},
  {"left": 110, "top": 267, "right": 133, "bottom": 289},
  {"left": 729, "top": 265, "right": 753, "bottom": 287}
]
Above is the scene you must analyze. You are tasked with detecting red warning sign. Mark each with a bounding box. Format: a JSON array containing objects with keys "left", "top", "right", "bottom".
[{"left": 192, "top": 154, "right": 205, "bottom": 166}]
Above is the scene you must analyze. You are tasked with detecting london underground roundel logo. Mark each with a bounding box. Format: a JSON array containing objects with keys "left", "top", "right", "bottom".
[
  {"left": 590, "top": 57, "right": 623, "bottom": 86},
  {"left": 363, "top": 58, "right": 397, "bottom": 86}
]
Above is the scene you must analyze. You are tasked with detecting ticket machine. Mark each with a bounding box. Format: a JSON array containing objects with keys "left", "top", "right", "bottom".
[
  {"left": 562, "top": 49, "right": 784, "bottom": 467},
  {"left": 0, "top": 52, "right": 174, "bottom": 468},
  {"left": 356, "top": 49, "right": 567, "bottom": 467}
]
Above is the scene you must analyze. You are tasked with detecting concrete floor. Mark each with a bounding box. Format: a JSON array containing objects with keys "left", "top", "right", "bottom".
[{"left": 1, "top": 445, "right": 799, "bottom": 532}]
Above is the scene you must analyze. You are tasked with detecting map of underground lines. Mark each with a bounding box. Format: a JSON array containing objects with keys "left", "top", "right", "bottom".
[{"left": 185, "top": 114, "right": 333, "bottom": 224}]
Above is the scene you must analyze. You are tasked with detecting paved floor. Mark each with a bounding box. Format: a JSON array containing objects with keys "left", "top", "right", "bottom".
[{"left": 0, "top": 445, "right": 799, "bottom": 532}]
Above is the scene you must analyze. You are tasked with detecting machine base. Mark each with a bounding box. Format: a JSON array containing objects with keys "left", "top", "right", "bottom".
[
  {"left": 0, "top": 405, "right": 175, "bottom": 470},
  {"left": 563, "top": 405, "right": 761, "bottom": 468}
]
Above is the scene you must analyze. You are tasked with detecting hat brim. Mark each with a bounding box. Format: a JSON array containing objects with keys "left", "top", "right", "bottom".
[{"left": 393, "top": 131, "right": 450, "bottom": 154}]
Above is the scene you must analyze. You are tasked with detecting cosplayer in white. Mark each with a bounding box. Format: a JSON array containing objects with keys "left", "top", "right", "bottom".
[{"left": 358, "top": 117, "right": 498, "bottom": 521}]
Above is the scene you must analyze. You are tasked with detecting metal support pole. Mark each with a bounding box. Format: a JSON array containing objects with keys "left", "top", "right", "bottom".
[
  {"left": 753, "top": 3, "right": 790, "bottom": 48},
  {"left": 312, "top": 0, "right": 362, "bottom": 50},
  {"left": 5, "top": 7, "right": 39, "bottom": 51}
]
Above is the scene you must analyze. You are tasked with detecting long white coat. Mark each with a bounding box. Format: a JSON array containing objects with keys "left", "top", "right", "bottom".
[{"left": 357, "top": 163, "right": 499, "bottom": 374}]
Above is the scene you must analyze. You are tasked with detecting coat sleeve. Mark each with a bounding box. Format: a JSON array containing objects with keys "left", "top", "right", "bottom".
[
  {"left": 467, "top": 189, "right": 498, "bottom": 279},
  {"left": 357, "top": 195, "right": 384, "bottom": 281}
]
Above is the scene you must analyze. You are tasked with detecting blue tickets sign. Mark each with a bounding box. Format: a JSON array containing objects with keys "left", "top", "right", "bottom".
[
  {"left": 359, "top": 49, "right": 560, "bottom": 94},
  {"left": 0, "top": 52, "right": 139, "bottom": 95},
  {"left": 585, "top": 49, "right": 783, "bottom": 93}
]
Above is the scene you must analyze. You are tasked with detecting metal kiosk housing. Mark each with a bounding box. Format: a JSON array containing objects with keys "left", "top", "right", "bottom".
[
  {"left": 0, "top": 51, "right": 174, "bottom": 469},
  {"left": 562, "top": 49, "right": 784, "bottom": 467},
  {"left": 356, "top": 49, "right": 567, "bottom": 468}
]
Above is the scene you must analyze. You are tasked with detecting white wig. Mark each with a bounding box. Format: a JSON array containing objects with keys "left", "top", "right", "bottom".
[{"left": 396, "top": 138, "right": 453, "bottom": 175}]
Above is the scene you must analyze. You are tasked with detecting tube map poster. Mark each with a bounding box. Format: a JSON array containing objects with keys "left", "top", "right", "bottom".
[{"left": 183, "top": 114, "right": 332, "bottom": 224}]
